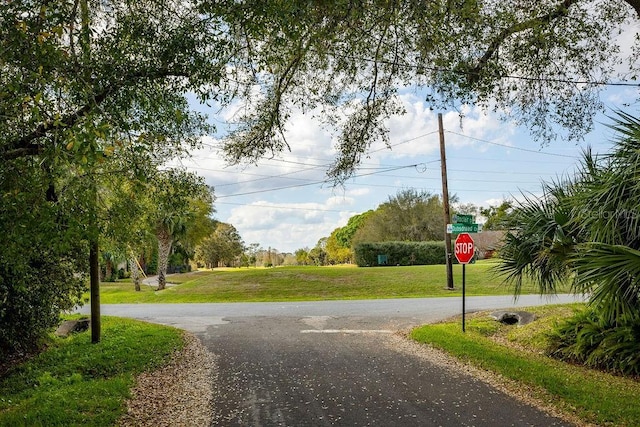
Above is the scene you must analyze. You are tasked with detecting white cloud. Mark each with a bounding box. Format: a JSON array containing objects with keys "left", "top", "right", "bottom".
[
  {"left": 226, "top": 199, "right": 357, "bottom": 252},
  {"left": 482, "top": 197, "right": 512, "bottom": 207},
  {"left": 326, "top": 195, "right": 355, "bottom": 207},
  {"left": 365, "top": 96, "right": 520, "bottom": 164},
  {"left": 344, "top": 187, "right": 371, "bottom": 197},
  {"left": 180, "top": 82, "right": 617, "bottom": 254},
  {"left": 604, "top": 87, "right": 638, "bottom": 107}
]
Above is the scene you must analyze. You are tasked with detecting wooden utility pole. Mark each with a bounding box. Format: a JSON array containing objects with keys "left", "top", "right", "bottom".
[
  {"left": 81, "top": 0, "right": 101, "bottom": 343},
  {"left": 89, "top": 237, "right": 101, "bottom": 343},
  {"left": 438, "top": 113, "right": 454, "bottom": 290}
]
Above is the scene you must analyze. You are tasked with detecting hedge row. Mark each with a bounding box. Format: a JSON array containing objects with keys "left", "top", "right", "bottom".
[{"left": 354, "top": 241, "right": 446, "bottom": 267}]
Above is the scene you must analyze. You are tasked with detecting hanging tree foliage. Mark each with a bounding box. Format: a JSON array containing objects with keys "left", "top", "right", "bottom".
[{"left": 214, "top": 0, "right": 640, "bottom": 181}]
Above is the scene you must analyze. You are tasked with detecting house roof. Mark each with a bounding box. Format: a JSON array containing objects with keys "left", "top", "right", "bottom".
[{"left": 468, "top": 230, "right": 506, "bottom": 251}]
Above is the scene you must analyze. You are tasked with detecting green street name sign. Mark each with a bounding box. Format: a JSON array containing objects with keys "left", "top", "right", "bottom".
[
  {"left": 452, "top": 214, "right": 474, "bottom": 225},
  {"left": 447, "top": 223, "right": 482, "bottom": 233}
]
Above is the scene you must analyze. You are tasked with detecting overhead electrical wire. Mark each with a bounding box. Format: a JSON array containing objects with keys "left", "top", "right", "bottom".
[
  {"left": 339, "top": 54, "right": 640, "bottom": 88},
  {"left": 215, "top": 163, "right": 424, "bottom": 199},
  {"left": 197, "top": 131, "right": 441, "bottom": 168},
  {"left": 364, "top": 131, "right": 440, "bottom": 155},
  {"left": 445, "top": 131, "right": 580, "bottom": 158},
  {"left": 215, "top": 201, "right": 358, "bottom": 214},
  {"left": 179, "top": 118, "right": 586, "bottom": 202}
]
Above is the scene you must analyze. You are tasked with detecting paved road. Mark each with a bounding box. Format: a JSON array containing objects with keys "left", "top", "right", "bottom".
[
  {"left": 81, "top": 294, "right": 582, "bottom": 333},
  {"left": 80, "top": 295, "right": 582, "bottom": 426},
  {"left": 205, "top": 316, "right": 569, "bottom": 426}
]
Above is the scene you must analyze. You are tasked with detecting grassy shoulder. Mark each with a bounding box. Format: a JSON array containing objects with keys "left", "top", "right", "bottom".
[
  {"left": 0, "top": 316, "right": 183, "bottom": 427},
  {"left": 410, "top": 304, "right": 640, "bottom": 426},
  {"left": 99, "top": 261, "right": 565, "bottom": 304}
]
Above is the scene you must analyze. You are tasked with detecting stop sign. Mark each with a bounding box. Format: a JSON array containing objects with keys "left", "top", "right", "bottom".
[{"left": 454, "top": 233, "right": 475, "bottom": 264}]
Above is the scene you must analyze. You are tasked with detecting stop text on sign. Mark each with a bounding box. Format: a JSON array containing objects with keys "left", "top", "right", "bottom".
[{"left": 456, "top": 242, "right": 473, "bottom": 254}]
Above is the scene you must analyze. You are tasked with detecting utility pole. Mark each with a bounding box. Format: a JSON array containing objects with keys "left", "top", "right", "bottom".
[
  {"left": 439, "top": 113, "right": 454, "bottom": 290},
  {"left": 80, "top": 0, "right": 101, "bottom": 343}
]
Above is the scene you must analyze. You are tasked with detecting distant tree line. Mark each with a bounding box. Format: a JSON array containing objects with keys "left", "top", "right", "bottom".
[{"left": 295, "top": 189, "right": 513, "bottom": 266}]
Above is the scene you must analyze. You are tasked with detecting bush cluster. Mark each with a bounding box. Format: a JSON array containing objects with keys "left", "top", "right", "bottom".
[
  {"left": 354, "top": 241, "right": 445, "bottom": 267},
  {"left": 547, "top": 309, "right": 640, "bottom": 377},
  {"left": 0, "top": 253, "right": 86, "bottom": 361}
]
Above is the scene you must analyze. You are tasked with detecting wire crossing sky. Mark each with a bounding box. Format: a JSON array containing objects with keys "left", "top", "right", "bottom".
[{"left": 179, "top": 84, "right": 637, "bottom": 253}]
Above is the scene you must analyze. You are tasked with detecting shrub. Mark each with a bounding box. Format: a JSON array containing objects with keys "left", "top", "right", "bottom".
[
  {"left": 0, "top": 157, "right": 87, "bottom": 363},
  {"left": 0, "top": 252, "right": 86, "bottom": 361},
  {"left": 547, "top": 309, "right": 640, "bottom": 377},
  {"left": 354, "top": 241, "right": 446, "bottom": 267}
]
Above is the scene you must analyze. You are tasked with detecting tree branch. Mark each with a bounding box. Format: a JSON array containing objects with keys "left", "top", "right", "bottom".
[
  {"left": 2, "top": 67, "right": 189, "bottom": 161},
  {"left": 2, "top": 88, "right": 112, "bottom": 160},
  {"left": 468, "top": 0, "right": 577, "bottom": 84},
  {"left": 3, "top": 144, "right": 44, "bottom": 161},
  {"left": 626, "top": 0, "right": 640, "bottom": 18}
]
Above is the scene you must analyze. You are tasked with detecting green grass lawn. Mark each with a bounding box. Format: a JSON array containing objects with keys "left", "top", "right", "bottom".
[
  {"left": 99, "top": 261, "right": 565, "bottom": 303},
  {"left": 0, "top": 317, "right": 183, "bottom": 427},
  {"left": 410, "top": 304, "right": 640, "bottom": 427}
]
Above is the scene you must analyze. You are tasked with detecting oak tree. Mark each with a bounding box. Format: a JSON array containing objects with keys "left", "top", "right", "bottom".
[{"left": 3, "top": 0, "right": 640, "bottom": 355}]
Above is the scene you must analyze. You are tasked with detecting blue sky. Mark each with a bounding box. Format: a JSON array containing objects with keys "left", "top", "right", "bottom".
[{"left": 178, "top": 85, "right": 637, "bottom": 254}]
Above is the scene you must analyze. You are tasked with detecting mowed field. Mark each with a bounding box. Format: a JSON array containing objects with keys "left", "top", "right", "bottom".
[{"left": 99, "top": 261, "right": 566, "bottom": 303}]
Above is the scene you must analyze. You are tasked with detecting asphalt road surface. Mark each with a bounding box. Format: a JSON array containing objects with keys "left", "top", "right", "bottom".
[{"left": 82, "top": 295, "right": 582, "bottom": 426}]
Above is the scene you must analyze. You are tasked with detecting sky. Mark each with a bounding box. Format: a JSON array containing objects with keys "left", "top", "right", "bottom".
[{"left": 177, "top": 85, "right": 638, "bottom": 254}]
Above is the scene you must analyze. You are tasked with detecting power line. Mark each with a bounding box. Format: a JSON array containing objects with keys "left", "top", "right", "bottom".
[
  {"left": 185, "top": 160, "right": 432, "bottom": 188},
  {"left": 181, "top": 158, "right": 557, "bottom": 193},
  {"left": 375, "top": 173, "right": 539, "bottom": 185},
  {"left": 339, "top": 54, "right": 640, "bottom": 88},
  {"left": 365, "top": 131, "right": 440, "bottom": 155},
  {"left": 214, "top": 165, "right": 327, "bottom": 187},
  {"left": 447, "top": 167, "right": 567, "bottom": 176},
  {"left": 197, "top": 132, "right": 441, "bottom": 169},
  {"left": 216, "top": 164, "right": 422, "bottom": 198},
  {"left": 445, "top": 131, "right": 579, "bottom": 158},
  {"left": 189, "top": 118, "right": 580, "bottom": 199},
  {"left": 182, "top": 156, "right": 569, "bottom": 199},
  {"left": 192, "top": 148, "right": 378, "bottom": 169},
  {"left": 447, "top": 155, "right": 574, "bottom": 165},
  {"left": 344, "top": 182, "right": 541, "bottom": 194},
  {"left": 215, "top": 201, "right": 358, "bottom": 213}
]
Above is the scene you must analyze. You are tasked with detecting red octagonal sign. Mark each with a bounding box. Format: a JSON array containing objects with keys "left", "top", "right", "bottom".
[{"left": 455, "top": 233, "right": 475, "bottom": 264}]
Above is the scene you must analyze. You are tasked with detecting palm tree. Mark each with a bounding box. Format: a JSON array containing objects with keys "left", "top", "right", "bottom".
[
  {"left": 497, "top": 181, "right": 582, "bottom": 295},
  {"left": 566, "top": 113, "right": 640, "bottom": 325},
  {"left": 130, "top": 254, "right": 143, "bottom": 292},
  {"left": 149, "top": 169, "right": 213, "bottom": 290},
  {"left": 499, "top": 113, "right": 640, "bottom": 326},
  {"left": 102, "top": 251, "right": 116, "bottom": 282},
  {"left": 155, "top": 215, "right": 188, "bottom": 290}
]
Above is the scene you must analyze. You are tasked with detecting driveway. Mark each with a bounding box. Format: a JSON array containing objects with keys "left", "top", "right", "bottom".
[{"left": 82, "top": 294, "right": 581, "bottom": 426}]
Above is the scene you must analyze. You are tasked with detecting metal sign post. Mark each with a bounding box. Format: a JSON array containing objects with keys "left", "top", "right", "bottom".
[
  {"left": 454, "top": 233, "right": 474, "bottom": 332},
  {"left": 462, "top": 263, "right": 466, "bottom": 332}
]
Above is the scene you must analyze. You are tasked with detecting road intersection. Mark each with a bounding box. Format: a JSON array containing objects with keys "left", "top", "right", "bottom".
[{"left": 78, "top": 294, "right": 582, "bottom": 425}]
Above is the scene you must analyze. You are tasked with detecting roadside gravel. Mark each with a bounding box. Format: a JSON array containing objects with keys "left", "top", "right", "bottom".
[
  {"left": 389, "top": 331, "right": 592, "bottom": 427},
  {"left": 118, "top": 332, "right": 218, "bottom": 427}
]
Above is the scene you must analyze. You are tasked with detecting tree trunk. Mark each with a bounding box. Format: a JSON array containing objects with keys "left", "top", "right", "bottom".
[
  {"left": 90, "top": 239, "right": 100, "bottom": 343},
  {"left": 105, "top": 260, "right": 113, "bottom": 281},
  {"left": 130, "top": 256, "right": 141, "bottom": 292},
  {"left": 157, "top": 226, "right": 172, "bottom": 291}
]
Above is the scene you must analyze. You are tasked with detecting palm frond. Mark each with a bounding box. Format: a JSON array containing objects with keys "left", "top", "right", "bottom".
[{"left": 571, "top": 243, "right": 640, "bottom": 325}]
